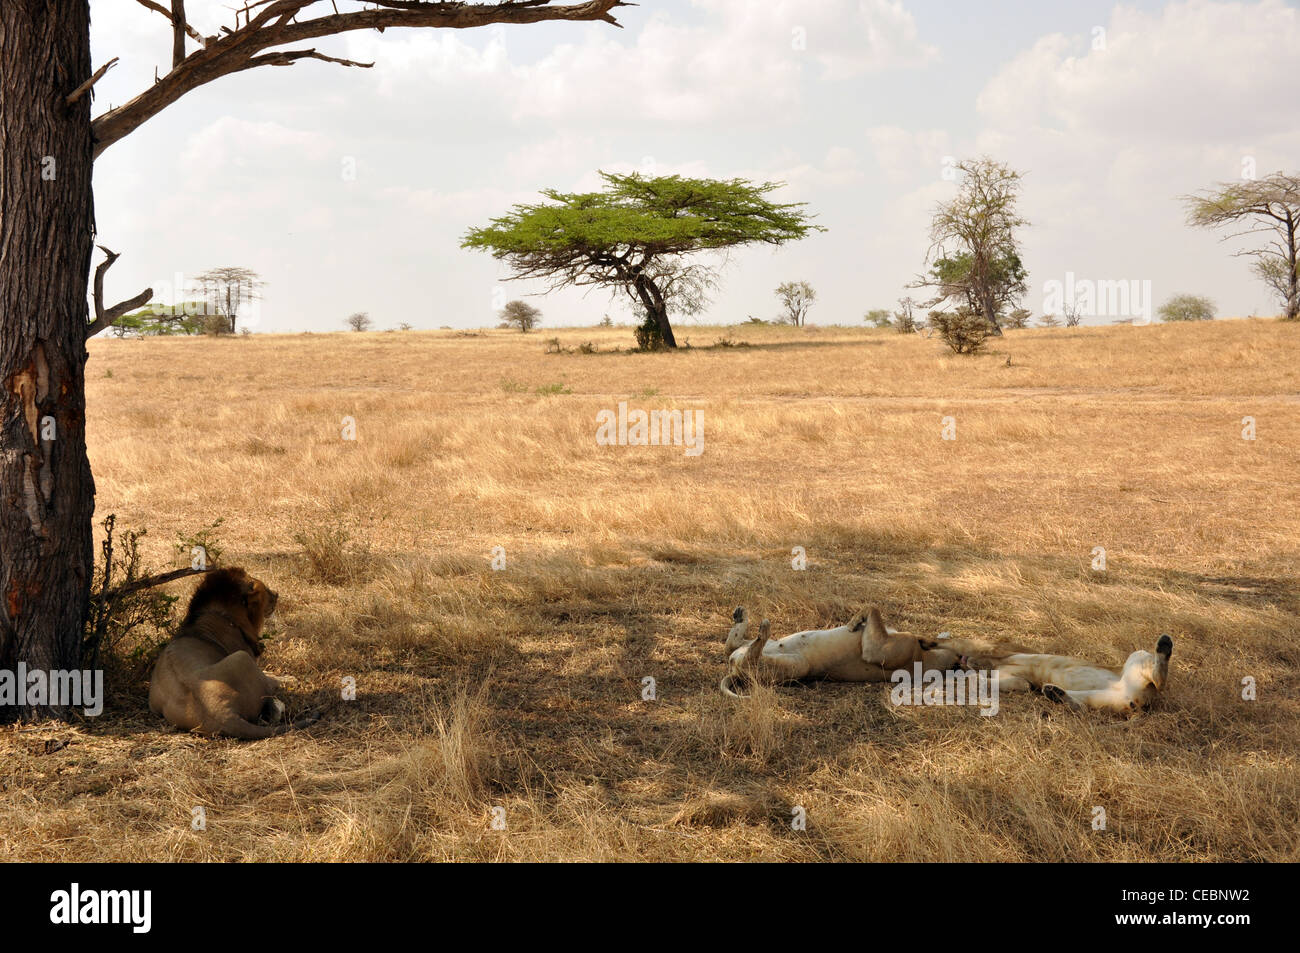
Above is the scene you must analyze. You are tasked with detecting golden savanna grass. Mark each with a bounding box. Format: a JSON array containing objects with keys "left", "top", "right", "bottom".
[{"left": 2, "top": 319, "right": 1298, "bottom": 861}]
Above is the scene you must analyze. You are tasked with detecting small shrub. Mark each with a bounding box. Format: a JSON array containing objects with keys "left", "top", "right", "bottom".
[
  {"left": 199, "top": 312, "right": 232, "bottom": 335},
  {"left": 1159, "top": 294, "right": 1216, "bottom": 322},
  {"left": 1038, "top": 313, "right": 1061, "bottom": 328},
  {"left": 535, "top": 382, "right": 572, "bottom": 396},
  {"left": 634, "top": 311, "right": 666, "bottom": 351},
  {"left": 85, "top": 515, "right": 226, "bottom": 686},
  {"left": 1005, "top": 308, "right": 1032, "bottom": 329},
  {"left": 578, "top": 341, "right": 598, "bottom": 354},
  {"left": 929, "top": 308, "right": 989, "bottom": 354}
]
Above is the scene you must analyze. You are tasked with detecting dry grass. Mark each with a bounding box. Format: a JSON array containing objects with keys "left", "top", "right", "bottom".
[{"left": 2, "top": 319, "right": 1298, "bottom": 861}]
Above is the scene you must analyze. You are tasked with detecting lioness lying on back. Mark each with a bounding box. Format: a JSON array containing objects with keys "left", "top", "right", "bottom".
[
  {"left": 149, "top": 568, "right": 305, "bottom": 739},
  {"left": 720, "top": 606, "right": 960, "bottom": 697},
  {"left": 955, "top": 635, "right": 1174, "bottom": 715}
]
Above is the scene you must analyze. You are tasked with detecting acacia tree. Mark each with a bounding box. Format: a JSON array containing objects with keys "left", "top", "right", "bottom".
[
  {"left": 345, "top": 312, "right": 372, "bottom": 332},
  {"left": 774, "top": 281, "right": 816, "bottom": 326},
  {"left": 1184, "top": 173, "right": 1300, "bottom": 320},
  {"left": 0, "top": 0, "right": 627, "bottom": 720},
  {"left": 462, "top": 172, "right": 823, "bottom": 349},
  {"left": 500, "top": 300, "right": 542, "bottom": 333},
  {"left": 198, "top": 266, "right": 264, "bottom": 334},
  {"left": 914, "top": 157, "right": 1029, "bottom": 335}
]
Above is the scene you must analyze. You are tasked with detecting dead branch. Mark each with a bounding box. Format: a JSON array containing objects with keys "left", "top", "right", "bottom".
[
  {"left": 66, "top": 58, "right": 119, "bottom": 106},
  {"left": 132, "top": 0, "right": 205, "bottom": 44},
  {"left": 87, "top": 246, "right": 153, "bottom": 339},
  {"left": 103, "top": 566, "right": 209, "bottom": 602}
]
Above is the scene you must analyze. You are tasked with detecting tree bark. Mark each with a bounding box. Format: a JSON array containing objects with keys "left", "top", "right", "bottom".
[
  {"left": 0, "top": 0, "right": 97, "bottom": 719},
  {"left": 1286, "top": 211, "right": 1298, "bottom": 321},
  {"left": 634, "top": 275, "right": 677, "bottom": 348}
]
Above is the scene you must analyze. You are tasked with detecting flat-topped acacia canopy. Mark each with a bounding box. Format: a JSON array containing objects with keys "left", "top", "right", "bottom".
[{"left": 462, "top": 172, "right": 824, "bottom": 348}]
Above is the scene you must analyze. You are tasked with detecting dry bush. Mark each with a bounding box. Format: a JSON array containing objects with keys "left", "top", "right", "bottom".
[
  {"left": 293, "top": 522, "right": 373, "bottom": 585},
  {"left": 929, "top": 308, "right": 990, "bottom": 353}
]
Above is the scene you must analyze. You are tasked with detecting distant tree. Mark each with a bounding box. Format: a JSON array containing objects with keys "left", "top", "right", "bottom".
[
  {"left": 1062, "top": 302, "right": 1083, "bottom": 327},
  {"left": 913, "top": 157, "right": 1029, "bottom": 334},
  {"left": 893, "top": 296, "right": 919, "bottom": 333},
  {"left": 398, "top": 322, "right": 413, "bottom": 332},
  {"left": 463, "top": 172, "right": 824, "bottom": 349},
  {"left": 1184, "top": 173, "right": 1300, "bottom": 320},
  {"left": 1038, "top": 313, "right": 1061, "bottom": 328},
  {"left": 1158, "top": 294, "right": 1216, "bottom": 322},
  {"left": 197, "top": 266, "right": 264, "bottom": 334},
  {"left": 775, "top": 281, "right": 817, "bottom": 326},
  {"left": 864, "top": 308, "right": 893, "bottom": 328},
  {"left": 501, "top": 300, "right": 543, "bottom": 333},
  {"left": 1005, "top": 308, "right": 1032, "bottom": 329},
  {"left": 346, "top": 312, "right": 373, "bottom": 332},
  {"left": 116, "top": 302, "right": 204, "bottom": 337}
]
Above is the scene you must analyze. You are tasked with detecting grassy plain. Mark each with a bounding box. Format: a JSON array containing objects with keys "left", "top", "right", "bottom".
[{"left": 2, "top": 318, "right": 1297, "bottom": 860}]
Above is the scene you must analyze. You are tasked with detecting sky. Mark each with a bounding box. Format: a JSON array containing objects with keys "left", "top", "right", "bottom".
[{"left": 89, "top": 0, "right": 1300, "bottom": 333}]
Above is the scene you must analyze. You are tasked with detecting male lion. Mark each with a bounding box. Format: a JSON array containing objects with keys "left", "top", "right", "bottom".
[
  {"left": 720, "top": 606, "right": 961, "bottom": 697},
  {"left": 148, "top": 568, "right": 303, "bottom": 739}
]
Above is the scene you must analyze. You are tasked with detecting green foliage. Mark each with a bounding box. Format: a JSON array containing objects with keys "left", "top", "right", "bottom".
[
  {"left": 864, "top": 309, "right": 892, "bottom": 328},
  {"left": 114, "top": 302, "right": 206, "bottom": 337},
  {"left": 176, "top": 518, "right": 225, "bottom": 570},
  {"left": 80, "top": 521, "right": 164, "bottom": 687},
  {"left": 634, "top": 310, "right": 666, "bottom": 351},
  {"left": 463, "top": 172, "right": 824, "bottom": 347},
  {"left": 926, "top": 251, "right": 1027, "bottom": 320},
  {"left": 1159, "top": 294, "right": 1216, "bottom": 322},
  {"left": 1006, "top": 308, "right": 1032, "bottom": 329}
]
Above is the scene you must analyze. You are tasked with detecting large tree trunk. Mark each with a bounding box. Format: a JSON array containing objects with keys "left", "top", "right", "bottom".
[
  {"left": 634, "top": 275, "right": 677, "bottom": 348},
  {"left": 1287, "top": 213, "right": 1298, "bottom": 321},
  {"left": 0, "top": 0, "right": 97, "bottom": 719}
]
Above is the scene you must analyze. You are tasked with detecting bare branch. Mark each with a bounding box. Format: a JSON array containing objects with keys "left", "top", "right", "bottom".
[
  {"left": 103, "top": 566, "right": 209, "bottom": 602},
  {"left": 88, "top": 246, "right": 153, "bottom": 339},
  {"left": 93, "top": 1, "right": 631, "bottom": 157},
  {"left": 236, "top": 48, "right": 374, "bottom": 72},
  {"left": 132, "top": 0, "right": 205, "bottom": 44},
  {"left": 65, "top": 58, "right": 119, "bottom": 106}
]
